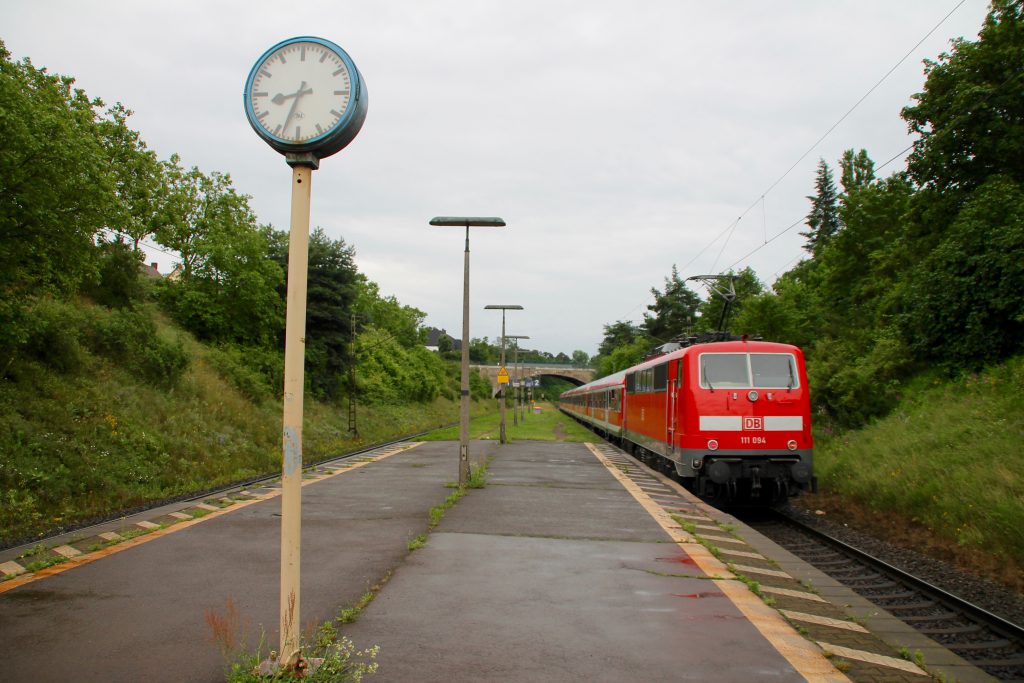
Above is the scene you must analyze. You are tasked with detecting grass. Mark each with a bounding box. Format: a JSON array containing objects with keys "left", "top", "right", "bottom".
[
  {"left": 803, "top": 355, "right": 1024, "bottom": 589},
  {"left": 414, "top": 402, "right": 593, "bottom": 443},
  {"left": 0, "top": 302, "right": 498, "bottom": 546}
]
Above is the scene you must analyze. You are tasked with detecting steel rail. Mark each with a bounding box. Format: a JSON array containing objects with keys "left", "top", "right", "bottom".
[{"left": 770, "top": 509, "right": 1024, "bottom": 651}]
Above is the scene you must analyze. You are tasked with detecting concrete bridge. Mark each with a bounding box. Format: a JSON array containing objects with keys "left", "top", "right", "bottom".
[{"left": 472, "top": 364, "right": 596, "bottom": 396}]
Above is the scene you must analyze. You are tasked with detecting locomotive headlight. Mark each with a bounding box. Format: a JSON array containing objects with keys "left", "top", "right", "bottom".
[
  {"left": 707, "top": 439, "right": 719, "bottom": 451},
  {"left": 787, "top": 440, "right": 798, "bottom": 451},
  {"left": 748, "top": 390, "right": 759, "bottom": 402}
]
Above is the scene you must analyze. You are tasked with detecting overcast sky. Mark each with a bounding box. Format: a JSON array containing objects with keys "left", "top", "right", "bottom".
[{"left": 2, "top": 1, "right": 989, "bottom": 356}]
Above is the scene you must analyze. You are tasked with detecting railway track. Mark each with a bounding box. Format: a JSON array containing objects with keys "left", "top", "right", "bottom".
[{"left": 745, "top": 510, "right": 1024, "bottom": 681}]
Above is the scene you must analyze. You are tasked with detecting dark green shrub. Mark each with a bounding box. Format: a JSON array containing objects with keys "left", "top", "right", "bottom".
[
  {"left": 85, "top": 309, "right": 189, "bottom": 387},
  {"left": 207, "top": 344, "right": 283, "bottom": 402}
]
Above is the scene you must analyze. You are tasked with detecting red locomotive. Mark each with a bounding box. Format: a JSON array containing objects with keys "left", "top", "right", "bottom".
[{"left": 560, "top": 337, "right": 815, "bottom": 503}]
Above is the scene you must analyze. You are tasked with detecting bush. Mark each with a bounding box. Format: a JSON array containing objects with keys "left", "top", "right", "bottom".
[
  {"left": 22, "top": 298, "right": 88, "bottom": 374},
  {"left": 207, "top": 344, "right": 283, "bottom": 402},
  {"left": 81, "top": 308, "right": 189, "bottom": 387},
  {"left": 85, "top": 239, "right": 144, "bottom": 309}
]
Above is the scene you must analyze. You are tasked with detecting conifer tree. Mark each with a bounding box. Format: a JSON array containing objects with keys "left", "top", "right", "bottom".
[{"left": 800, "top": 158, "right": 841, "bottom": 256}]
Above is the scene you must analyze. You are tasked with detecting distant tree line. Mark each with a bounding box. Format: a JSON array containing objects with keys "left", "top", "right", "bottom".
[
  {"left": 593, "top": 1, "right": 1024, "bottom": 427},
  {"left": 454, "top": 338, "right": 590, "bottom": 368},
  {"left": 0, "top": 39, "right": 471, "bottom": 405}
]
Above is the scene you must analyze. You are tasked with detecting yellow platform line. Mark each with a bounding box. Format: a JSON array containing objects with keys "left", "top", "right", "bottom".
[
  {"left": 584, "top": 442, "right": 850, "bottom": 683},
  {"left": 0, "top": 443, "right": 423, "bottom": 594}
]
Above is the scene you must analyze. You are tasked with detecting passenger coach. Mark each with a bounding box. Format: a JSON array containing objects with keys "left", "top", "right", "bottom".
[{"left": 560, "top": 338, "right": 815, "bottom": 503}]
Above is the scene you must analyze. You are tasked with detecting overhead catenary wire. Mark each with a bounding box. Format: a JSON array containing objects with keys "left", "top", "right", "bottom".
[{"left": 609, "top": 0, "right": 973, "bottom": 326}]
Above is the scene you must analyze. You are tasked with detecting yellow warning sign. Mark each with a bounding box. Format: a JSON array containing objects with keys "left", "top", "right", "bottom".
[{"left": 497, "top": 367, "right": 510, "bottom": 384}]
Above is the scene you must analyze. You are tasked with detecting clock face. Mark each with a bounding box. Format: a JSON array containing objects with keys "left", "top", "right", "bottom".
[{"left": 247, "top": 40, "right": 353, "bottom": 144}]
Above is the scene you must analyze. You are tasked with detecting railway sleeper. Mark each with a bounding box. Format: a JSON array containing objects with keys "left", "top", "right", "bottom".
[
  {"left": 883, "top": 601, "right": 940, "bottom": 612},
  {"left": 949, "top": 639, "right": 1013, "bottom": 652},
  {"left": 969, "top": 655, "right": 1024, "bottom": 667},
  {"left": 869, "top": 591, "right": 918, "bottom": 601},
  {"left": 900, "top": 612, "right": 959, "bottom": 623},
  {"left": 918, "top": 624, "right": 984, "bottom": 636}
]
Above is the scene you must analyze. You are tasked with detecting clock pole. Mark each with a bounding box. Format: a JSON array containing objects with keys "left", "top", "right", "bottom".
[
  {"left": 244, "top": 36, "right": 366, "bottom": 674},
  {"left": 279, "top": 154, "right": 317, "bottom": 669}
]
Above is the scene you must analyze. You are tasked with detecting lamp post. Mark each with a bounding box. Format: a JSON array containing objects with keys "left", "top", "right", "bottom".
[
  {"left": 484, "top": 304, "right": 522, "bottom": 444},
  {"left": 430, "top": 217, "right": 505, "bottom": 486},
  {"left": 505, "top": 335, "right": 529, "bottom": 426}
]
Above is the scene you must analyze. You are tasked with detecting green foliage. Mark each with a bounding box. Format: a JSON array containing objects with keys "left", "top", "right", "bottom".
[
  {"left": 900, "top": 176, "right": 1024, "bottom": 370},
  {"left": 593, "top": 320, "right": 649, "bottom": 377},
  {"left": 268, "top": 228, "right": 359, "bottom": 399},
  {"left": 207, "top": 344, "right": 284, "bottom": 402},
  {"left": 596, "top": 337, "right": 649, "bottom": 378},
  {"left": 354, "top": 276, "right": 426, "bottom": 349},
  {"left": 468, "top": 336, "right": 499, "bottom": 364},
  {"left": 800, "top": 158, "right": 841, "bottom": 256},
  {"left": 643, "top": 264, "right": 701, "bottom": 341},
  {"left": 0, "top": 41, "right": 111, "bottom": 300},
  {"left": 814, "top": 355, "right": 1024, "bottom": 566},
  {"left": 156, "top": 162, "right": 284, "bottom": 348},
  {"left": 86, "top": 237, "right": 145, "bottom": 309},
  {"left": 12, "top": 297, "right": 189, "bottom": 387},
  {"left": 695, "top": 267, "right": 763, "bottom": 333},
  {"left": 902, "top": 1, "right": 1024, "bottom": 200},
  {"left": 355, "top": 327, "right": 448, "bottom": 404},
  {"left": 225, "top": 626, "right": 379, "bottom": 682}
]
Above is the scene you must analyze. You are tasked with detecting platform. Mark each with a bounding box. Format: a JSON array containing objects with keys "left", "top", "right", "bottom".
[{"left": 0, "top": 439, "right": 992, "bottom": 682}]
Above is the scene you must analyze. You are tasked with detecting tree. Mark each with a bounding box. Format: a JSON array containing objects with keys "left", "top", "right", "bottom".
[
  {"left": 597, "top": 321, "right": 641, "bottom": 358},
  {"left": 900, "top": 176, "right": 1024, "bottom": 369},
  {"left": 154, "top": 156, "right": 212, "bottom": 280},
  {"left": 468, "top": 337, "right": 498, "bottom": 364},
  {"left": 902, "top": 1, "right": 1024, "bottom": 200},
  {"left": 0, "top": 41, "right": 114, "bottom": 299},
  {"left": 98, "top": 103, "right": 164, "bottom": 251},
  {"left": 571, "top": 350, "right": 590, "bottom": 367},
  {"left": 800, "top": 158, "right": 841, "bottom": 256},
  {"left": 158, "top": 166, "right": 284, "bottom": 346},
  {"left": 839, "top": 149, "right": 875, "bottom": 197},
  {"left": 642, "top": 265, "right": 701, "bottom": 341},
  {"left": 694, "top": 267, "right": 764, "bottom": 334},
  {"left": 266, "top": 228, "right": 362, "bottom": 399}
]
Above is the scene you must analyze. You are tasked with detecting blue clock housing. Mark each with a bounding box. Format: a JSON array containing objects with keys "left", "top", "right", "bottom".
[{"left": 244, "top": 36, "right": 367, "bottom": 161}]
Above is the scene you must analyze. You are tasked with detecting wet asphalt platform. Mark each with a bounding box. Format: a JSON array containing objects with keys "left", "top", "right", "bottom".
[{"left": 0, "top": 439, "right": 993, "bottom": 682}]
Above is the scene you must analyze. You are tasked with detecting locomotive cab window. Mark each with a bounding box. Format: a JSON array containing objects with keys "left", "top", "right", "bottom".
[
  {"left": 751, "top": 353, "right": 799, "bottom": 389},
  {"left": 699, "top": 352, "right": 799, "bottom": 389},
  {"left": 699, "top": 353, "right": 749, "bottom": 389}
]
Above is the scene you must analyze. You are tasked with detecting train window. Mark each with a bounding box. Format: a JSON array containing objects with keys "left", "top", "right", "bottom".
[
  {"left": 699, "top": 353, "right": 750, "bottom": 389},
  {"left": 751, "top": 354, "right": 799, "bottom": 388},
  {"left": 698, "top": 352, "right": 800, "bottom": 389},
  {"left": 626, "top": 373, "right": 636, "bottom": 393},
  {"left": 653, "top": 363, "right": 668, "bottom": 392}
]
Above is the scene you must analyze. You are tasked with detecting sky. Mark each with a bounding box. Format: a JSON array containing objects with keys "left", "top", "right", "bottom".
[{"left": 1, "top": 1, "right": 990, "bottom": 356}]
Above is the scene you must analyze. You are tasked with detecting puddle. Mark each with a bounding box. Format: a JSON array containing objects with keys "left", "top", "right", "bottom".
[{"left": 673, "top": 591, "right": 725, "bottom": 599}]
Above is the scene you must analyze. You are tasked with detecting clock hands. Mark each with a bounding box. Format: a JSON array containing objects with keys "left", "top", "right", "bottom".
[
  {"left": 271, "top": 87, "right": 313, "bottom": 105},
  {"left": 279, "top": 81, "right": 313, "bottom": 137}
]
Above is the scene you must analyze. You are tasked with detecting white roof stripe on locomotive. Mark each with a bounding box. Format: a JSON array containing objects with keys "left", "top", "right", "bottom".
[
  {"left": 700, "top": 416, "right": 742, "bottom": 431},
  {"left": 699, "top": 416, "right": 804, "bottom": 431},
  {"left": 765, "top": 416, "right": 803, "bottom": 431}
]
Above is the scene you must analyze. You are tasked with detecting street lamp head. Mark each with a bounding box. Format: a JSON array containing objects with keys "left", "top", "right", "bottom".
[
  {"left": 484, "top": 304, "right": 524, "bottom": 310},
  {"left": 430, "top": 216, "right": 506, "bottom": 227}
]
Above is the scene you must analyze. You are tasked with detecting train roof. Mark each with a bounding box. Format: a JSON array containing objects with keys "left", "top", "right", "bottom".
[{"left": 561, "top": 338, "right": 802, "bottom": 397}]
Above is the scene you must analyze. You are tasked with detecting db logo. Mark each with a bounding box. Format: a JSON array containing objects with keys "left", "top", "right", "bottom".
[{"left": 743, "top": 417, "right": 764, "bottom": 431}]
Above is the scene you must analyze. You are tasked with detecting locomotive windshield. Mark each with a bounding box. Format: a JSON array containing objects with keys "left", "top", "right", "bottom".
[{"left": 699, "top": 353, "right": 798, "bottom": 389}]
